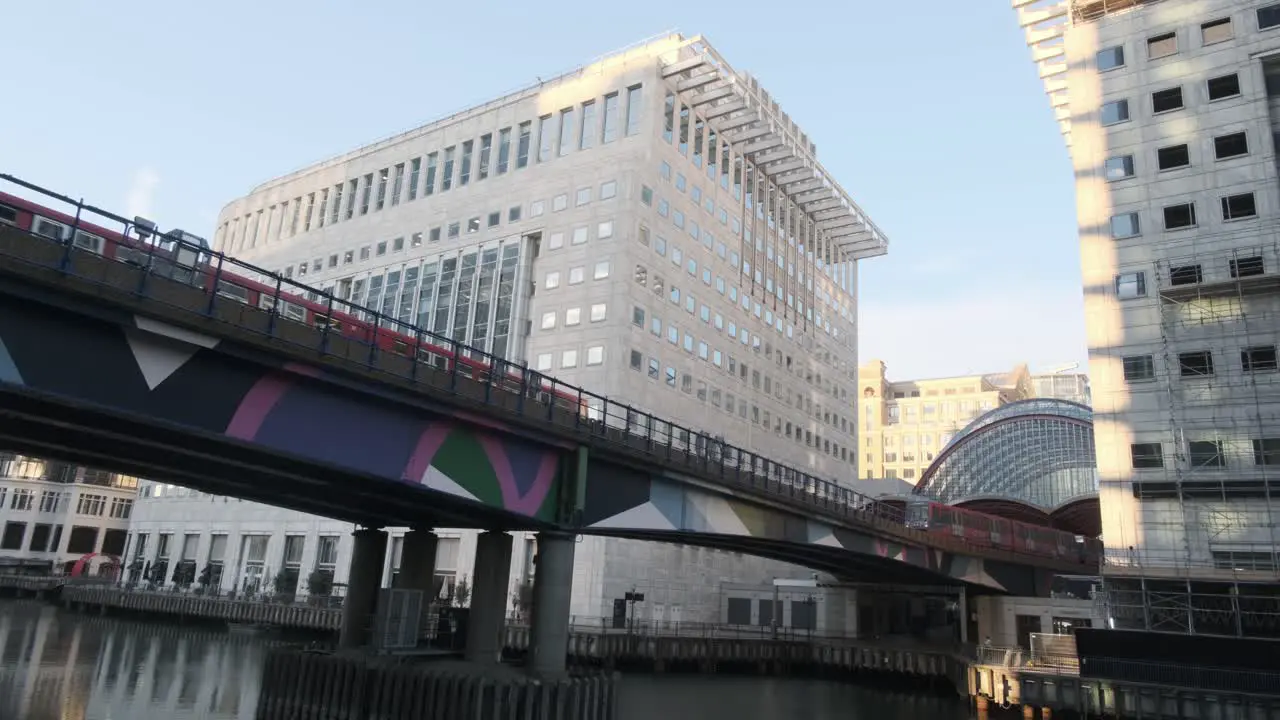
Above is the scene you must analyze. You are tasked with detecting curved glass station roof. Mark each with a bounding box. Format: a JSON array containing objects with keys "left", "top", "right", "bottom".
[{"left": 914, "top": 398, "right": 1099, "bottom": 512}]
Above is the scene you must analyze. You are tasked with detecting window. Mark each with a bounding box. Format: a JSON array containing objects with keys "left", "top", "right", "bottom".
[
  {"left": 1262, "top": 3, "right": 1280, "bottom": 29},
  {"left": 593, "top": 304, "right": 608, "bottom": 326},
  {"left": 1202, "top": 17, "right": 1233, "bottom": 44},
  {"left": 1097, "top": 46, "right": 1125, "bottom": 70},
  {"left": 1151, "top": 87, "right": 1183, "bottom": 113},
  {"left": 576, "top": 187, "right": 591, "bottom": 206},
  {"left": 536, "top": 353, "right": 552, "bottom": 371},
  {"left": 1178, "top": 350, "right": 1214, "bottom": 377},
  {"left": 632, "top": 306, "right": 645, "bottom": 326},
  {"left": 545, "top": 271, "right": 560, "bottom": 289},
  {"left": 442, "top": 147, "right": 455, "bottom": 191},
  {"left": 1197, "top": 127, "right": 1243, "bottom": 160},
  {"left": 565, "top": 307, "right": 581, "bottom": 326},
  {"left": 540, "top": 311, "right": 556, "bottom": 330},
  {"left": 1123, "top": 355, "right": 1155, "bottom": 382},
  {"left": 625, "top": 85, "right": 643, "bottom": 136},
  {"left": 488, "top": 211, "right": 501, "bottom": 227},
  {"left": 1242, "top": 345, "right": 1278, "bottom": 372},
  {"left": 586, "top": 346, "right": 604, "bottom": 366},
  {"left": 597, "top": 221, "right": 614, "bottom": 239},
  {"left": 1222, "top": 193, "right": 1257, "bottom": 220},
  {"left": 1169, "top": 264, "right": 1202, "bottom": 286},
  {"left": 548, "top": 232, "right": 564, "bottom": 250},
  {"left": 1110, "top": 212, "right": 1141, "bottom": 239},
  {"left": 537, "top": 115, "right": 554, "bottom": 162},
  {"left": 648, "top": 358, "right": 660, "bottom": 378},
  {"left": 458, "top": 141, "right": 474, "bottom": 185},
  {"left": 1231, "top": 256, "right": 1264, "bottom": 278},
  {"left": 467, "top": 217, "right": 480, "bottom": 233},
  {"left": 641, "top": 185, "right": 653, "bottom": 206},
  {"left": 594, "top": 261, "right": 610, "bottom": 280},
  {"left": 1157, "top": 144, "right": 1189, "bottom": 171},
  {"left": 478, "top": 134, "right": 491, "bottom": 180},
  {"left": 580, "top": 100, "right": 596, "bottom": 150},
  {"left": 530, "top": 200, "right": 544, "bottom": 216},
  {"left": 558, "top": 107, "right": 575, "bottom": 156},
  {"left": 676, "top": 173, "right": 686, "bottom": 192},
  {"left": 1253, "top": 438, "right": 1280, "bottom": 465},
  {"left": 571, "top": 227, "right": 587, "bottom": 246},
  {"left": 509, "top": 205, "right": 522, "bottom": 222},
  {"left": 497, "top": 128, "right": 511, "bottom": 174},
  {"left": 600, "top": 180, "right": 617, "bottom": 200},
  {"left": 630, "top": 350, "right": 643, "bottom": 370},
  {"left": 1105, "top": 155, "right": 1135, "bottom": 180},
  {"left": 1131, "top": 443, "right": 1164, "bottom": 469},
  {"left": 1146, "top": 32, "right": 1177, "bottom": 59},
  {"left": 553, "top": 194, "right": 568, "bottom": 212},
  {"left": 517, "top": 121, "right": 532, "bottom": 168},
  {"left": 561, "top": 349, "right": 578, "bottom": 368},
  {"left": 1116, "top": 271, "right": 1146, "bottom": 299},
  {"left": 408, "top": 159, "right": 421, "bottom": 200},
  {"left": 602, "top": 92, "right": 620, "bottom": 143},
  {"left": 568, "top": 267, "right": 584, "bottom": 285},
  {"left": 1189, "top": 440, "right": 1224, "bottom": 468},
  {"left": 1207, "top": 73, "right": 1241, "bottom": 101},
  {"left": 1163, "top": 202, "right": 1196, "bottom": 229},
  {"left": 1101, "top": 99, "right": 1130, "bottom": 125}
]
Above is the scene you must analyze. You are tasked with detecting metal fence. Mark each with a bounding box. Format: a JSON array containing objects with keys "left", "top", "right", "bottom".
[{"left": 0, "top": 173, "right": 1092, "bottom": 568}]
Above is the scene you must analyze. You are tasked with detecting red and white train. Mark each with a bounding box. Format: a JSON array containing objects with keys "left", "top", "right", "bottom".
[
  {"left": 0, "top": 187, "right": 587, "bottom": 414},
  {"left": 904, "top": 499, "right": 1102, "bottom": 564}
]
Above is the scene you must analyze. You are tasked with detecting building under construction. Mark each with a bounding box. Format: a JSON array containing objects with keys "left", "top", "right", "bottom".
[{"left": 1013, "top": 0, "right": 1280, "bottom": 638}]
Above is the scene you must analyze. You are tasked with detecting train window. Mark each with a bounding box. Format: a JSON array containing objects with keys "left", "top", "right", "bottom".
[
  {"left": 393, "top": 340, "right": 409, "bottom": 355},
  {"left": 73, "top": 231, "right": 104, "bottom": 254},
  {"left": 0, "top": 204, "right": 17, "bottom": 225},
  {"left": 31, "top": 216, "right": 67, "bottom": 240},
  {"left": 280, "top": 302, "right": 306, "bottom": 322},
  {"left": 216, "top": 281, "right": 251, "bottom": 303},
  {"left": 313, "top": 314, "right": 341, "bottom": 331}
]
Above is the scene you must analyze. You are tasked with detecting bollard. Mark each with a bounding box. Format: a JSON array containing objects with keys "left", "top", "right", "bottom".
[
  {"left": 1022, "top": 704, "right": 1036, "bottom": 720},
  {"left": 1041, "top": 707, "right": 1051, "bottom": 720},
  {"left": 975, "top": 695, "right": 989, "bottom": 720}
]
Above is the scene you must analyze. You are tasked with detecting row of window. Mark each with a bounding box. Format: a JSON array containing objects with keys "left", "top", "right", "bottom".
[
  {"left": 1096, "top": 5, "right": 1280, "bottom": 73},
  {"left": 1109, "top": 190, "right": 1259, "bottom": 239},
  {"left": 221, "top": 85, "right": 644, "bottom": 252},
  {"left": 286, "top": 180, "right": 618, "bottom": 279},
  {"left": 1129, "top": 438, "right": 1280, "bottom": 470},
  {"left": 1105, "top": 131, "right": 1248, "bottom": 183},
  {"left": 623, "top": 347, "right": 855, "bottom": 467},
  {"left": 539, "top": 303, "right": 609, "bottom": 329},
  {"left": 1100, "top": 72, "right": 1242, "bottom": 128},
  {"left": 533, "top": 345, "right": 606, "bottom": 370},
  {"left": 542, "top": 261, "right": 612, "bottom": 289},
  {"left": 1114, "top": 253, "right": 1268, "bottom": 299},
  {"left": 1121, "top": 345, "right": 1278, "bottom": 382},
  {"left": 0, "top": 487, "right": 130, "bottom": 519}
]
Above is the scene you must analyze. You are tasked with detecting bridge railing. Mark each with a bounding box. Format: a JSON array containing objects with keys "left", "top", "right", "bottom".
[{"left": 0, "top": 174, "right": 1090, "bottom": 568}]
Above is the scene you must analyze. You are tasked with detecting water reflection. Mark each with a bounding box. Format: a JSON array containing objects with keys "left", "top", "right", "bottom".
[
  {"left": 0, "top": 600, "right": 971, "bottom": 720},
  {"left": 0, "top": 601, "right": 261, "bottom": 720}
]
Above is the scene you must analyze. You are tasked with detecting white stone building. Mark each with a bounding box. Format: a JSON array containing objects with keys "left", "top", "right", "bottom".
[
  {"left": 128, "top": 33, "right": 890, "bottom": 629},
  {"left": 1014, "top": 0, "right": 1280, "bottom": 634},
  {"left": 0, "top": 453, "right": 138, "bottom": 574}
]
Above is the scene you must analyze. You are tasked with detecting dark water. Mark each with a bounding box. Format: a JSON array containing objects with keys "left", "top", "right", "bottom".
[{"left": 0, "top": 601, "right": 971, "bottom": 720}]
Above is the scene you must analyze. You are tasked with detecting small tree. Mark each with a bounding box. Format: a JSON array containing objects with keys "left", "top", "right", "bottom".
[
  {"left": 453, "top": 577, "right": 471, "bottom": 608},
  {"left": 512, "top": 580, "right": 535, "bottom": 621}
]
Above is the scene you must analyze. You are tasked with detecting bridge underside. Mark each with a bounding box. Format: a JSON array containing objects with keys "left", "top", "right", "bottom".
[
  {"left": 0, "top": 383, "right": 535, "bottom": 532},
  {"left": 587, "top": 528, "right": 991, "bottom": 588}
]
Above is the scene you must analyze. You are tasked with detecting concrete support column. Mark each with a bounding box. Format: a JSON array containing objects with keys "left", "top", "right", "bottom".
[
  {"left": 339, "top": 527, "right": 387, "bottom": 650},
  {"left": 397, "top": 530, "right": 438, "bottom": 594},
  {"left": 528, "top": 531, "right": 576, "bottom": 677},
  {"left": 464, "top": 531, "right": 513, "bottom": 665},
  {"left": 958, "top": 588, "right": 968, "bottom": 644}
]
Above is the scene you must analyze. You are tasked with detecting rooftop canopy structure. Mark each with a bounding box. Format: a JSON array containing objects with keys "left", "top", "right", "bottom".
[{"left": 912, "top": 399, "right": 1100, "bottom": 536}]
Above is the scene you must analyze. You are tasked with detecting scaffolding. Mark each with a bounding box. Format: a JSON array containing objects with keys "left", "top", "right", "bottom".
[{"left": 1102, "top": 240, "right": 1280, "bottom": 638}]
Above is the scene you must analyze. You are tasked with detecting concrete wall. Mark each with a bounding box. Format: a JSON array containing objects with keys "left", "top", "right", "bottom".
[{"left": 974, "top": 595, "right": 1103, "bottom": 647}]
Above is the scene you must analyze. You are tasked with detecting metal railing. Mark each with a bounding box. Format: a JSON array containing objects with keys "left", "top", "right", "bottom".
[{"left": 0, "top": 173, "right": 1093, "bottom": 568}]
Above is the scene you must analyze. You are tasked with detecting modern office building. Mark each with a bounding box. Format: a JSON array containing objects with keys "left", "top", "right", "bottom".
[
  {"left": 857, "top": 360, "right": 1035, "bottom": 483},
  {"left": 145, "top": 33, "right": 890, "bottom": 626},
  {"left": 0, "top": 453, "right": 138, "bottom": 574},
  {"left": 1014, "top": 0, "right": 1280, "bottom": 635}
]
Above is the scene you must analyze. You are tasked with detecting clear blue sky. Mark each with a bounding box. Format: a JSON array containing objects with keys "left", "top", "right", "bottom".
[{"left": 1, "top": 0, "right": 1086, "bottom": 380}]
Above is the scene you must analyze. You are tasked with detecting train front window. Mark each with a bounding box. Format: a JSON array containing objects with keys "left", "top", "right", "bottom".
[{"left": 73, "top": 231, "right": 103, "bottom": 254}]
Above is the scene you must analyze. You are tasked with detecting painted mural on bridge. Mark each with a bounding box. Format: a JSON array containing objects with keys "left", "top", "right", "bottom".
[
  {"left": 0, "top": 299, "right": 559, "bottom": 521},
  {"left": 581, "top": 458, "right": 1034, "bottom": 592}
]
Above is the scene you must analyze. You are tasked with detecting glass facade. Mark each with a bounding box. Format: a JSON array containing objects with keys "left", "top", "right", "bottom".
[{"left": 913, "top": 399, "right": 1098, "bottom": 511}]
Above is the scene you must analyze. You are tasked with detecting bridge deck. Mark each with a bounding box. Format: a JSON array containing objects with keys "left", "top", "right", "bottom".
[{"left": 0, "top": 221, "right": 1096, "bottom": 575}]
